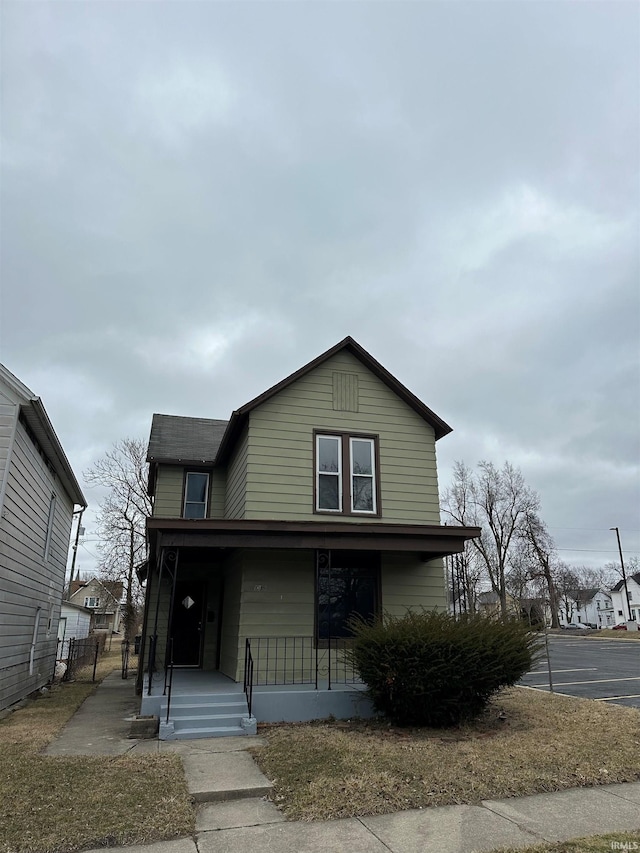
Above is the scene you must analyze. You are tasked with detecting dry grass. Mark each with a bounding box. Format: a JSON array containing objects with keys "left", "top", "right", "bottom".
[
  {"left": 585, "top": 629, "right": 640, "bottom": 641},
  {"left": 0, "top": 648, "right": 194, "bottom": 853},
  {"left": 252, "top": 687, "right": 640, "bottom": 822}
]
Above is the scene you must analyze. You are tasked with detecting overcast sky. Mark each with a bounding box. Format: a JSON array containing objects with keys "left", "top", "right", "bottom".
[{"left": 1, "top": 1, "right": 638, "bottom": 577}]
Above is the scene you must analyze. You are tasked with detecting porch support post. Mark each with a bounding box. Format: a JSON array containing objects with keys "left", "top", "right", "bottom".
[
  {"left": 163, "top": 549, "right": 180, "bottom": 695},
  {"left": 147, "top": 547, "right": 165, "bottom": 695}
]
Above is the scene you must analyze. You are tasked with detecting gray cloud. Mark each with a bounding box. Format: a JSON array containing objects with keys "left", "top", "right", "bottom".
[{"left": 2, "top": 0, "right": 638, "bottom": 573}]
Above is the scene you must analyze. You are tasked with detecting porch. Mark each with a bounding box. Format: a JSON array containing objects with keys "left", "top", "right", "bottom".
[{"left": 139, "top": 662, "right": 375, "bottom": 740}]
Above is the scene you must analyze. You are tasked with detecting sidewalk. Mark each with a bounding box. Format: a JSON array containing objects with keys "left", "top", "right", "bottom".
[{"left": 47, "top": 672, "right": 640, "bottom": 853}]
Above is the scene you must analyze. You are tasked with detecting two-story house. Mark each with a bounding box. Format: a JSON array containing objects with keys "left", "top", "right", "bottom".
[
  {"left": 0, "top": 363, "right": 86, "bottom": 711},
  {"left": 137, "top": 337, "right": 479, "bottom": 738},
  {"left": 610, "top": 573, "right": 640, "bottom": 627},
  {"left": 68, "top": 578, "right": 124, "bottom": 634},
  {"left": 558, "top": 589, "right": 615, "bottom": 628}
]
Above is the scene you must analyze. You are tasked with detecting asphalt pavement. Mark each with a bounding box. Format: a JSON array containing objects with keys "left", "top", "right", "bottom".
[{"left": 520, "top": 634, "right": 640, "bottom": 709}]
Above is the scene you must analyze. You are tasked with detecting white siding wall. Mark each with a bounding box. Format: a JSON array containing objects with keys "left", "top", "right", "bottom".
[
  {"left": 60, "top": 605, "right": 92, "bottom": 640},
  {"left": 0, "top": 417, "right": 75, "bottom": 710}
]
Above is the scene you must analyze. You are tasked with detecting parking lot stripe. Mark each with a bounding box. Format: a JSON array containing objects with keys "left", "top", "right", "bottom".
[
  {"left": 551, "top": 676, "right": 640, "bottom": 686},
  {"left": 594, "top": 694, "right": 640, "bottom": 701},
  {"left": 528, "top": 668, "right": 597, "bottom": 674}
]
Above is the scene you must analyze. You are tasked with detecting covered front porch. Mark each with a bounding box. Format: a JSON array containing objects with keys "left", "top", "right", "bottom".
[{"left": 137, "top": 518, "right": 479, "bottom": 737}]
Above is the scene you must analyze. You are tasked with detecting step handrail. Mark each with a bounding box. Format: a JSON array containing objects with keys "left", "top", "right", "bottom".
[{"left": 243, "top": 638, "right": 254, "bottom": 718}]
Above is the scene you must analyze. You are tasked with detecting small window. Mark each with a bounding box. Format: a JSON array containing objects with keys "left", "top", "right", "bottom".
[
  {"left": 84, "top": 596, "right": 100, "bottom": 608},
  {"left": 184, "top": 472, "right": 209, "bottom": 518}
]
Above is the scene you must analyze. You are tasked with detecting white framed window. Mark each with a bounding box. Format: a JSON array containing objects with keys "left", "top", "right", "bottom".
[
  {"left": 350, "top": 437, "right": 376, "bottom": 513},
  {"left": 316, "top": 435, "right": 342, "bottom": 512},
  {"left": 315, "top": 433, "right": 378, "bottom": 515},
  {"left": 84, "top": 596, "right": 100, "bottom": 608},
  {"left": 183, "top": 472, "right": 209, "bottom": 518}
]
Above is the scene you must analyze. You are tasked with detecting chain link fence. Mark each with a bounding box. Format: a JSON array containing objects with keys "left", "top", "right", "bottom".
[{"left": 55, "top": 634, "right": 106, "bottom": 682}]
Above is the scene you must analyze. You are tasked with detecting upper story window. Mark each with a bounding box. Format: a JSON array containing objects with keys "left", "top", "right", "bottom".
[
  {"left": 315, "top": 433, "right": 378, "bottom": 515},
  {"left": 84, "top": 596, "right": 100, "bottom": 608},
  {"left": 184, "top": 472, "right": 209, "bottom": 518}
]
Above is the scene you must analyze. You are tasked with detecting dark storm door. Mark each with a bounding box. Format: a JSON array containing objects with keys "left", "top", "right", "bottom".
[{"left": 171, "top": 580, "right": 206, "bottom": 666}]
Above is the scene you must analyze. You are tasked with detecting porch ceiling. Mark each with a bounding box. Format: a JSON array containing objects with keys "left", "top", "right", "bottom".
[{"left": 147, "top": 517, "right": 480, "bottom": 558}]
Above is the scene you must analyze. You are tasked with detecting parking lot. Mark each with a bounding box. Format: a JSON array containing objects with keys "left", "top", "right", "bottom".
[{"left": 520, "top": 634, "right": 640, "bottom": 709}]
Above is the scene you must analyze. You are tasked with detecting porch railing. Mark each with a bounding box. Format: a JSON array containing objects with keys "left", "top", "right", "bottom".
[
  {"left": 243, "top": 636, "right": 360, "bottom": 695},
  {"left": 164, "top": 637, "right": 175, "bottom": 724},
  {"left": 146, "top": 634, "right": 158, "bottom": 696},
  {"left": 243, "top": 639, "right": 254, "bottom": 718}
]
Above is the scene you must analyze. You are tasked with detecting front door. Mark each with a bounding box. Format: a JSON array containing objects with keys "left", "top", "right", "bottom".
[{"left": 171, "top": 580, "right": 205, "bottom": 666}]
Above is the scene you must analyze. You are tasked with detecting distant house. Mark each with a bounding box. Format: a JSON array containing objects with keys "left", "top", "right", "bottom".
[
  {"left": 138, "top": 336, "right": 480, "bottom": 738},
  {"left": 558, "top": 589, "right": 614, "bottom": 628},
  {"left": 0, "top": 364, "right": 86, "bottom": 711},
  {"left": 69, "top": 578, "right": 124, "bottom": 634},
  {"left": 476, "top": 591, "right": 519, "bottom": 618},
  {"left": 610, "top": 573, "right": 640, "bottom": 626}
]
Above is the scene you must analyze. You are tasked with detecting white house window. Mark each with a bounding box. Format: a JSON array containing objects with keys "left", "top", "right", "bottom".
[
  {"left": 350, "top": 438, "right": 375, "bottom": 513},
  {"left": 315, "top": 433, "right": 378, "bottom": 515},
  {"left": 84, "top": 596, "right": 100, "bottom": 608},
  {"left": 317, "top": 436, "right": 342, "bottom": 512},
  {"left": 183, "top": 472, "right": 209, "bottom": 518}
]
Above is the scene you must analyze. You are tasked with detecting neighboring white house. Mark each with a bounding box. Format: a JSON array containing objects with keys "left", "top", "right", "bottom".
[
  {"left": 59, "top": 601, "right": 93, "bottom": 642},
  {"left": 558, "top": 588, "right": 615, "bottom": 628},
  {"left": 0, "top": 363, "right": 86, "bottom": 711},
  {"left": 610, "top": 573, "right": 640, "bottom": 626}
]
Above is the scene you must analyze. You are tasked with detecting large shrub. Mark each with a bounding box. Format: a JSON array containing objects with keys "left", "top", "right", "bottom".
[{"left": 346, "top": 610, "right": 541, "bottom": 727}]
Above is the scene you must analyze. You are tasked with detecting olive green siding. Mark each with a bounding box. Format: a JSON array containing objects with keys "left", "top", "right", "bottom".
[
  {"left": 224, "top": 424, "right": 248, "bottom": 519},
  {"left": 219, "top": 551, "right": 243, "bottom": 679},
  {"left": 243, "top": 350, "right": 441, "bottom": 523},
  {"left": 153, "top": 466, "right": 183, "bottom": 517},
  {"left": 381, "top": 554, "right": 447, "bottom": 615},
  {"left": 153, "top": 465, "right": 225, "bottom": 519}
]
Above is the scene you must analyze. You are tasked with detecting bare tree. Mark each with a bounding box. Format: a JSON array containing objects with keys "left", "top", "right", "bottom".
[
  {"left": 520, "top": 512, "right": 561, "bottom": 628},
  {"left": 554, "top": 563, "right": 582, "bottom": 624},
  {"left": 84, "top": 438, "right": 151, "bottom": 641},
  {"left": 442, "top": 460, "right": 540, "bottom": 616}
]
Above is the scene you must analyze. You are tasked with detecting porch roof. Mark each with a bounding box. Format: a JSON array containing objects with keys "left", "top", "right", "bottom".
[{"left": 146, "top": 517, "right": 480, "bottom": 561}]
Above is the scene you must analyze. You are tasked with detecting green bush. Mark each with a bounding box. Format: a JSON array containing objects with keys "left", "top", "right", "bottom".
[{"left": 346, "top": 609, "right": 542, "bottom": 727}]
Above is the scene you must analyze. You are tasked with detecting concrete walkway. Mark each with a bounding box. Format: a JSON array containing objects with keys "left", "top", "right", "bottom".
[{"left": 47, "top": 671, "right": 640, "bottom": 853}]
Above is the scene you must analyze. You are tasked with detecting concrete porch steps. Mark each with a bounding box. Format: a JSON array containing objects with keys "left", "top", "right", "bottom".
[{"left": 159, "top": 693, "right": 256, "bottom": 740}]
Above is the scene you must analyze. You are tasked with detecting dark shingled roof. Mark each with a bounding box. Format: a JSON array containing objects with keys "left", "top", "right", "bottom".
[
  {"left": 611, "top": 573, "right": 640, "bottom": 592},
  {"left": 147, "top": 414, "right": 229, "bottom": 464}
]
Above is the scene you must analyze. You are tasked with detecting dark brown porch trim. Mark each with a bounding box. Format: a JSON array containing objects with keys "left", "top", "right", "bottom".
[{"left": 147, "top": 517, "right": 480, "bottom": 559}]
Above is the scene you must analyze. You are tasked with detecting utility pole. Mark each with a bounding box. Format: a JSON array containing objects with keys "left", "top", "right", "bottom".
[
  {"left": 68, "top": 508, "right": 85, "bottom": 597},
  {"left": 610, "top": 527, "right": 634, "bottom": 622}
]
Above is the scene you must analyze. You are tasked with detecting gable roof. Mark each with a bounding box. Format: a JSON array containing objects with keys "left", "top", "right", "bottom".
[
  {"left": 567, "top": 588, "right": 600, "bottom": 603},
  {"left": 611, "top": 573, "right": 640, "bottom": 592},
  {"left": 0, "top": 363, "right": 86, "bottom": 506},
  {"left": 70, "top": 578, "right": 123, "bottom": 603},
  {"left": 216, "top": 336, "right": 452, "bottom": 463}
]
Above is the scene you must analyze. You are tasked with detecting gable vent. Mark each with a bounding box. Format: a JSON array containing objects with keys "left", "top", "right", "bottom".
[{"left": 332, "top": 372, "right": 359, "bottom": 412}]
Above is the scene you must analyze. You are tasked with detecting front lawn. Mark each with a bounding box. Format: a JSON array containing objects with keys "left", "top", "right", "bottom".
[
  {"left": 251, "top": 687, "right": 640, "bottom": 822},
  {"left": 0, "top": 649, "right": 195, "bottom": 853}
]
